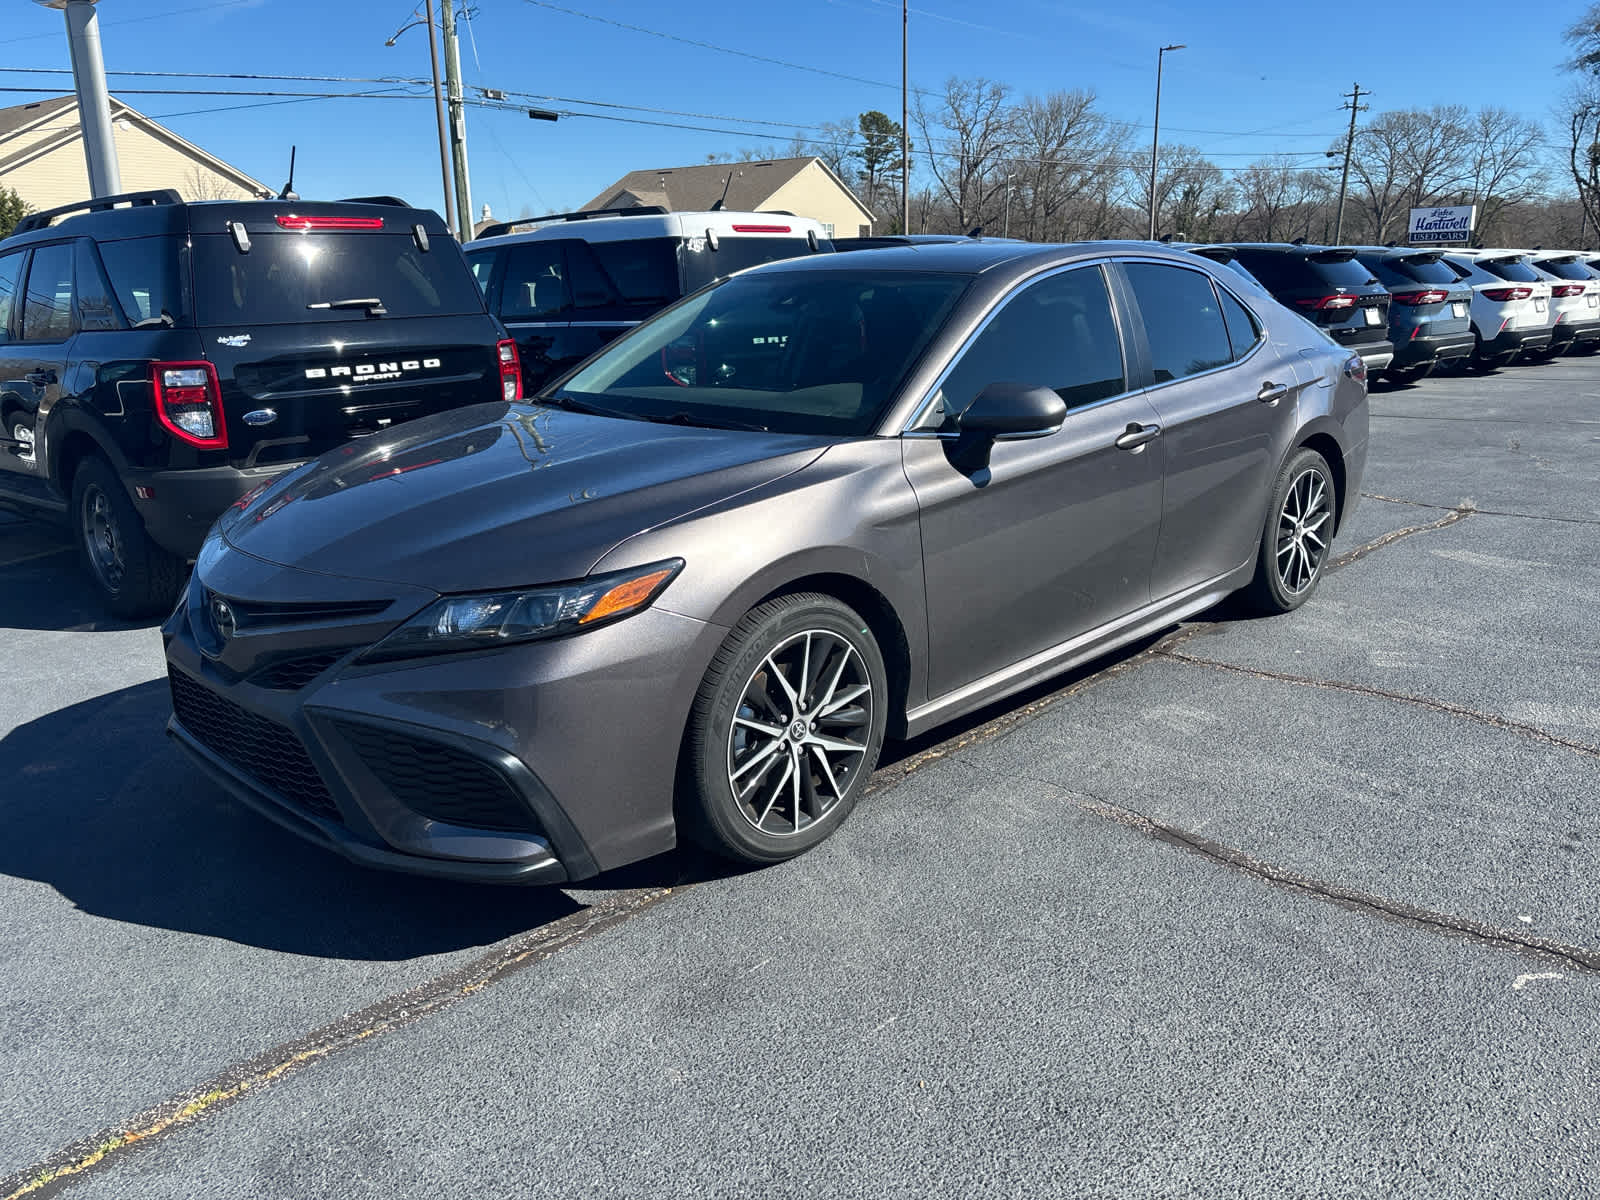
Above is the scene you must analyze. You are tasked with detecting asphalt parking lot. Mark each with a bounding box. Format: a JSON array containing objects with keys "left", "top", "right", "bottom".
[{"left": 3, "top": 358, "right": 1599, "bottom": 1199}]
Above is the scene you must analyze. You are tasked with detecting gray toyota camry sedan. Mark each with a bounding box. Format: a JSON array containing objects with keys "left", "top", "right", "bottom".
[{"left": 163, "top": 241, "right": 1368, "bottom": 884}]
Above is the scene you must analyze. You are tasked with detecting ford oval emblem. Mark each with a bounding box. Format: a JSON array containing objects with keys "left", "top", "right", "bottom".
[{"left": 242, "top": 409, "right": 277, "bottom": 427}]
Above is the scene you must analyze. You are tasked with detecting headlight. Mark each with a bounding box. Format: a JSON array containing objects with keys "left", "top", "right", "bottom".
[{"left": 360, "top": 559, "right": 683, "bottom": 663}]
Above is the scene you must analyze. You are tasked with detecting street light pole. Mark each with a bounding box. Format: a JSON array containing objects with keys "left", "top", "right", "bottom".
[
  {"left": 386, "top": 4, "right": 456, "bottom": 235},
  {"left": 900, "top": 0, "right": 909, "bottom": 235},
  {"left": 1147, "top": 43, "right": 1184, "bottom": 242},
  {"left": 1003, "top": 174, "right": 1012, "bottom": 238},
  {"left": 37, "top": 0, "right": 121, "bottom": 197}
]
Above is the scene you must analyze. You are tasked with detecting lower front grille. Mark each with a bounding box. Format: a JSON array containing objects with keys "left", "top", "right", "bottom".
[
  {"left": 249, "top": 649, "right": 353, "bottom": 691},
  {"left": 168, "top": 668, "right": 340, "bottom": 822},
  {"left": 331, "top": 720, "right": 539, "bottom": 834}
]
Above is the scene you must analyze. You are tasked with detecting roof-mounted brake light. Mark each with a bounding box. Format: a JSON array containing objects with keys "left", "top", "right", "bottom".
[
  {"left": 275, "top": 215, "right": 386, "bottom": 231},
  {"left": 730, "top": 224, "right": 791, "bottom": 234}
]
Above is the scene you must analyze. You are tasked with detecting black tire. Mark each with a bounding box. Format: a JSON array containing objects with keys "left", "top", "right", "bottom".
[
  {"left": 1239, "top": 448, "right": 1337, "bottom": 616},
  {"left": 70, "top": 456, "right": 186, "bottom": 618},
  {"left": 681, "top": 592, "right": 888, "bottom": 865},
  {"left": 1382, "top": 363, "right": 1432, "bottom": 387}
]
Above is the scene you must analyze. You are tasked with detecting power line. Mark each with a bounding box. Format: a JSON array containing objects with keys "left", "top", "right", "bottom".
[{"left": 0, "top": 0, "right": 264, "bottom": 47}]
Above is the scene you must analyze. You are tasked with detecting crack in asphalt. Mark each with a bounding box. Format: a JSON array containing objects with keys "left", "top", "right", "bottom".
[
  {"left": 0, "top": 888, "right": 676, "bottom": 1200},
  {"left": 1156, "top": 648, "right": 1600, "bottom": 761},
  {"left": 1360, "top": 492, "right": 1600, "bottom": 528},
  {"left": 0, "top": 474, "right": 1541, "bottom": 1196},
  {"left": 1370, "top": 412, "right": 1600, "bottom": 426},
  {"left": 1063, "top": 789, "right": 1600, "bottom": 976}
]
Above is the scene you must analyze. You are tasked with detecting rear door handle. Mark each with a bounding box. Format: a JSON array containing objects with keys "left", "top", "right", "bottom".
[
  {"left": 1257, "top": 381, "right": 1289, "bottom": 405},
  {"left": 25, "top": 369, "right": 55, "bottom": 386},
  {"left": 1114, "top": 422, "right": 1161, "bottom": 451}
]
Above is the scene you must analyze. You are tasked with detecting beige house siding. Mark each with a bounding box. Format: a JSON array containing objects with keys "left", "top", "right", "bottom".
[
  {"left": 0, "top": 99, "right": 268, "bottom": 213},
  {"left": 761, "top": 162, "right": 874, "bottom": 238}
]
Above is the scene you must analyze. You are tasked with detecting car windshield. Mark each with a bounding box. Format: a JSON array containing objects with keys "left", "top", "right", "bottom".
[{"left": 549, "top": 270, "right": 970, "bottom": 436}]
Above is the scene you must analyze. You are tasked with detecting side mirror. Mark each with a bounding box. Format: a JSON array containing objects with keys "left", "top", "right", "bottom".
[{"left": 958, "top": 382, "right": 1067, "bottom": 440}]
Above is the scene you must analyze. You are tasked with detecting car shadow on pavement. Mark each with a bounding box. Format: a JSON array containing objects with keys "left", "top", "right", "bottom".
[{"left": 0, "top": 679, "right": 583, "bottom": 960}]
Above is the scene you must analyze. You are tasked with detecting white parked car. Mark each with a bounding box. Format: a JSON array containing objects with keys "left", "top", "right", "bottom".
[
  {"left": 1441, "top": 251, "right": 1555, "bottom": 369},
  {"left": 1527, "top": 252, "right": 1600, "bottom": 355}
]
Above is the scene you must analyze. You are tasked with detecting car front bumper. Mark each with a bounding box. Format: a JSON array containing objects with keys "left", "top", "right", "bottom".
[{"left": 162, "top": 545, "right": 729, "bottom": 883}]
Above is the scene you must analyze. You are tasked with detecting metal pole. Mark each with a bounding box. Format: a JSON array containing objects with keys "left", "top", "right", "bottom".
[
  {"left": 440, "top": 0, "right": 473, "bottom": 240},
  {"left": 56, "top": 0, "right": 121, "bottom": 197},
  {"left": 423, "top": 1, "right": 456, "bottom": 235},
  {"left": 1334, "top": 83, "right": 1365, "bottom": 245},
  {"left": 1004, "top": 175, "right": 1011, "bottom": 238},
  {"left": 1147, "top": 44, "right": 1183, "bottom": 242},
  {"left": 900, "top": 0, "right": 909, "bottom": 235}
]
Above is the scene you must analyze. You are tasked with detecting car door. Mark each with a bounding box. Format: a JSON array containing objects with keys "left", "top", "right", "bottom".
[
  {"left": 1115, "top": 260, "right": 1300, "bottom": 601},
  {"left": 0, "top": 242, "right": 77, "bottom": 481},
  {"left": 902, "top": 262, "right": 1165, "bottom": 700}
]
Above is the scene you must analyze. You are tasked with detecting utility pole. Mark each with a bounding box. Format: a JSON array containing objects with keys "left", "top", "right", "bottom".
[
  {"left": 900, "top": 0, "right": 909, "bottom": 235},
  {"left": 37, "top": 0, "right": 121, "bottom": 197},
  {"left": 1333, "top": 82, "right": 1368, "bottom": 245},
  {"left": 439, "top": 0, "right": 473, "bottom": 240}
]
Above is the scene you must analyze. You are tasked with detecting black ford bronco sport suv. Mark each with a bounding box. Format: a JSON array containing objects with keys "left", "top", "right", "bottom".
[{"left": 0, "top": 189, "right": 519, "bottom": 615}]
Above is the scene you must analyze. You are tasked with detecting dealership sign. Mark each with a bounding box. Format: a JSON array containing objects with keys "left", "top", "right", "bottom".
[{"left": 1408, "top": 205, "right": 1476, "bottom": 244}]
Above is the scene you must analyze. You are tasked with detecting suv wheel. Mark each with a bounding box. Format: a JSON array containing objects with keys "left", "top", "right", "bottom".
[{"left": 71, "top": 456, "right": 186, "bottom": 617}]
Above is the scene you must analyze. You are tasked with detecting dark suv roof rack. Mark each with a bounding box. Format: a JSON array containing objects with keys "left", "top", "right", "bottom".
[
  {"left": 339, "top": 195, "right": 411, "bottom": 207},
  {"left": 474, "top": 204, "right": 669, "bottom": 241},
  {"left": 13, "top": 188, "right": 182, "bottom": 235}
]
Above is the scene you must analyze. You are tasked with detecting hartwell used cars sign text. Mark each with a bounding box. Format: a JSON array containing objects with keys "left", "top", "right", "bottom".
[{"left": 1408, "top": 205, "right": 1477, "bottom": 244}]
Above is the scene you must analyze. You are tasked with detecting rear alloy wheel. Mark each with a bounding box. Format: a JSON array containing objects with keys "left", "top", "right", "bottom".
[
  {"left": 70, "top": 456, "right": 186, "bottom": 618},
  {"left": 683, "top": 593, "right": 887, "bottom": 864},
  {"left": 1240, "top": 448, "right": 1336, "bottom": 616}
]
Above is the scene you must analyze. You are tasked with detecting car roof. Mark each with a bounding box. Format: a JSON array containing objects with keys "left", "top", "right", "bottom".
[
  {"left": 733, "top": 239, "right": 1221, "bottom": 281},
  {"left": 469, "top": 209, "right": 828, "bottom": 247}
]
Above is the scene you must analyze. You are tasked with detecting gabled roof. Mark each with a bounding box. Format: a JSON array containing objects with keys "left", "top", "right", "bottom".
[
  {"left": 0, "top": 95, "right": 269, "bottom": 196},
  {"left": 0, "top": 96, "right": 77, "bottom": 142},
  {"left": 583, "top": 155, "right": 878, "bottom": 219}
]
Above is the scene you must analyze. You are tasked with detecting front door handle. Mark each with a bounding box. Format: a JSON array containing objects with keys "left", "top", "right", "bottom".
[
  {"left": 1114, "top": 422, "right": 1161, "bottom": 451},
  {"left": 25, "top": 369, "right": 56, "bottom": 387},
  {"left": 1258, "top": 381, "right": 1289, "bottom": 405}
]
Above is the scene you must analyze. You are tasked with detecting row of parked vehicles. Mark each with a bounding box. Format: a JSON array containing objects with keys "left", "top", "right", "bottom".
[{"left": 1175, "top": 240, "right": 1600, "bottom": 385}]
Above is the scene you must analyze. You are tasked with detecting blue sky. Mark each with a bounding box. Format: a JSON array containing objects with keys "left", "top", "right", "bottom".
[{"left": 2, "top": 0, "right": 1585, "bottom": 222}]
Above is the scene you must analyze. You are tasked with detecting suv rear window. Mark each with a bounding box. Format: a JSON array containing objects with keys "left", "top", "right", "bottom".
[
  {"left": 1236, "top": 249, "right": 1375, "bottom": 291},
  {"left": 1478, "top": 257, "right": 1541, "bottom": 283},
  {"left": 1303, "top": 251, "right": 1379, "bottom": 289},
  {"left": 190, "top": 233, "right": 484, "bottom": 326},
  {"left": 681, "top": 236, "right": 820, "bottom": 292},
  {"left": 1388, "top": 255, "right": 1460, "bottom": 286},
  {"left": 587, "top": 239, "right": 679, "bottom": 306},
  {"left": 1536, "top": 258, "right": 1593, "bottom": 281}
]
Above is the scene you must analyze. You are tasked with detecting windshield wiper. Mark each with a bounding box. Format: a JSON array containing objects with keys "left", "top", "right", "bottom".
[
  {"left": 640, "top": 411, "right": 770, "bottom": 433},
  {"left": 539, "top": 393, "right": 634, "bottom": 420},
  {"left": 307, "top": 297, "right": 387, "bottom": 317}
]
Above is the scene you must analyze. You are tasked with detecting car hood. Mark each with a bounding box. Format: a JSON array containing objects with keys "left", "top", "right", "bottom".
[{"left": 221, "top": 402, "right": 831, "bottom": 591}]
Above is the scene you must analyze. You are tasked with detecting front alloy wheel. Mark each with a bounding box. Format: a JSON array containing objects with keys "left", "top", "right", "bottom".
[{"left": 684, "top": 593, "right": 887, "bottom": 864}]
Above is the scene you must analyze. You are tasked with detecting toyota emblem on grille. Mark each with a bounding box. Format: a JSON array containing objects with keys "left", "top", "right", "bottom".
[{"left": 209, "top": 595, "right": 237, "bottom": 644}]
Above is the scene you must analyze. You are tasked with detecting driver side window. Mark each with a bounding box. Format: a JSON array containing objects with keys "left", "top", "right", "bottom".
[{"left": 914, "top": 265, "right": 1126, "bottom": 433}]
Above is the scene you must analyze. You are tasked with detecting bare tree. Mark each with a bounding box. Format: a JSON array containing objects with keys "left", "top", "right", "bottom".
[
  {"left": 1129, "top": 143, "right": 1229, "bottom": 240},
  {"left": 1461, "top": 108, "right": 1546, "bottom": 240},
  {"left": 182, "top": 167, "right": 247, "bottom": 202},
  {"left": 1342, "top": 106, "right": 1475, "bottom": 242},
  {"left": 916, "top": 77, "right": 1017, "bottom": 233},
  {"left": 1006, "top": 90, "right": 1129, "bottom": 241}
]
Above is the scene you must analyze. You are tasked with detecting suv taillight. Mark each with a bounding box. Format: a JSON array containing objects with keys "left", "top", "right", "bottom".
[
  {"left": 1552, "top": 284, "right": 1587, "bottom": 298},
  {"left": 1391, "top": 290, "right": 1449, "bottom": 306},
  {"left": 1294, "top": 294, "right": 1357, "bottom": 311},
  {"left": 497, "top": 339, "right": 523, "bottom": 402},
  {"left": 1482, "top": 287, "right": 1533, "bottom": 301},
  {"left": 151, "top": 361, "right": 227, "bottom": 449}
]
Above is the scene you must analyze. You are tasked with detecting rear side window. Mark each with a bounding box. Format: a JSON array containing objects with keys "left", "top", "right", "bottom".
[
  {"left": 1124, "top": 262, "right": 1233, "bottom": 384},
  {"left": 96, "top": 236, "right": 188, "bottom": 326},
  {"left": 1230, "top": 251, "right": 1302, "bottom": 291},
  {"left": 75, "top": 244, "right": 122, "bottom": 332},
  {"left": 681, "top": 236, "right": 818, "bottom": 292},
  {"left": 1479, "top": 258, "right": 1540, "bottom": 283},
  {"left": 1219, "top": 287, "right": 1262, "bottom": 359},
  {"left": 500, "top": 242, "right": 569, "bottom": 320},
  {"left": 0, "top": 252, "right": 22, "bottom": 344},
  {"left": 1391, "top": 255, "right": 1460, "bottom": 286},
  {"left": 1537, "top": 259, "right": 1593, "bottom": 281},
  {"left": 588, "top": 238, "right": 679, "bottom": 306},
  {"left": 21, "top": 242, "right": 75, "bottom": 341},
  {"left": 467, "top": 250, "right": 495, "bottom": 294},
  {"left": 191, "top": 233, "right": 485, "bottom": 325}
]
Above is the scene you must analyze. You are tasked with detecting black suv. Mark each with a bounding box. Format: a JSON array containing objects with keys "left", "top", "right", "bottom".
[
  {"left": 0, "top": 190, "right": 518, "bottom": 615},
  {"left": 1217, "top": 243, "right": 1394, "bottom": 373}
]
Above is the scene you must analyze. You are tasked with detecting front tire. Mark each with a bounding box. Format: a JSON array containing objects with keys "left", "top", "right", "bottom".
[
  {"left": 1239, "top": 448, "right": 1336, "bottom": 616},
  {"left": 71, "top": 456, "right": 186, "bottom": 618},
  {"left": 682, "top": 593, "right": 888, "bottom": 865}
]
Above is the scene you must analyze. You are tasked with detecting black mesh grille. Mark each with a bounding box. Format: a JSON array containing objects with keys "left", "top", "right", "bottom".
[
  {"left": 331, "top": 721, "right": 538, "bottom": 834},
  {"left": 169, "top": 668, "right": 340, "bottom": 822},
  {"left": 249, "top": 650, "right": 352, "bottom": 691}
]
